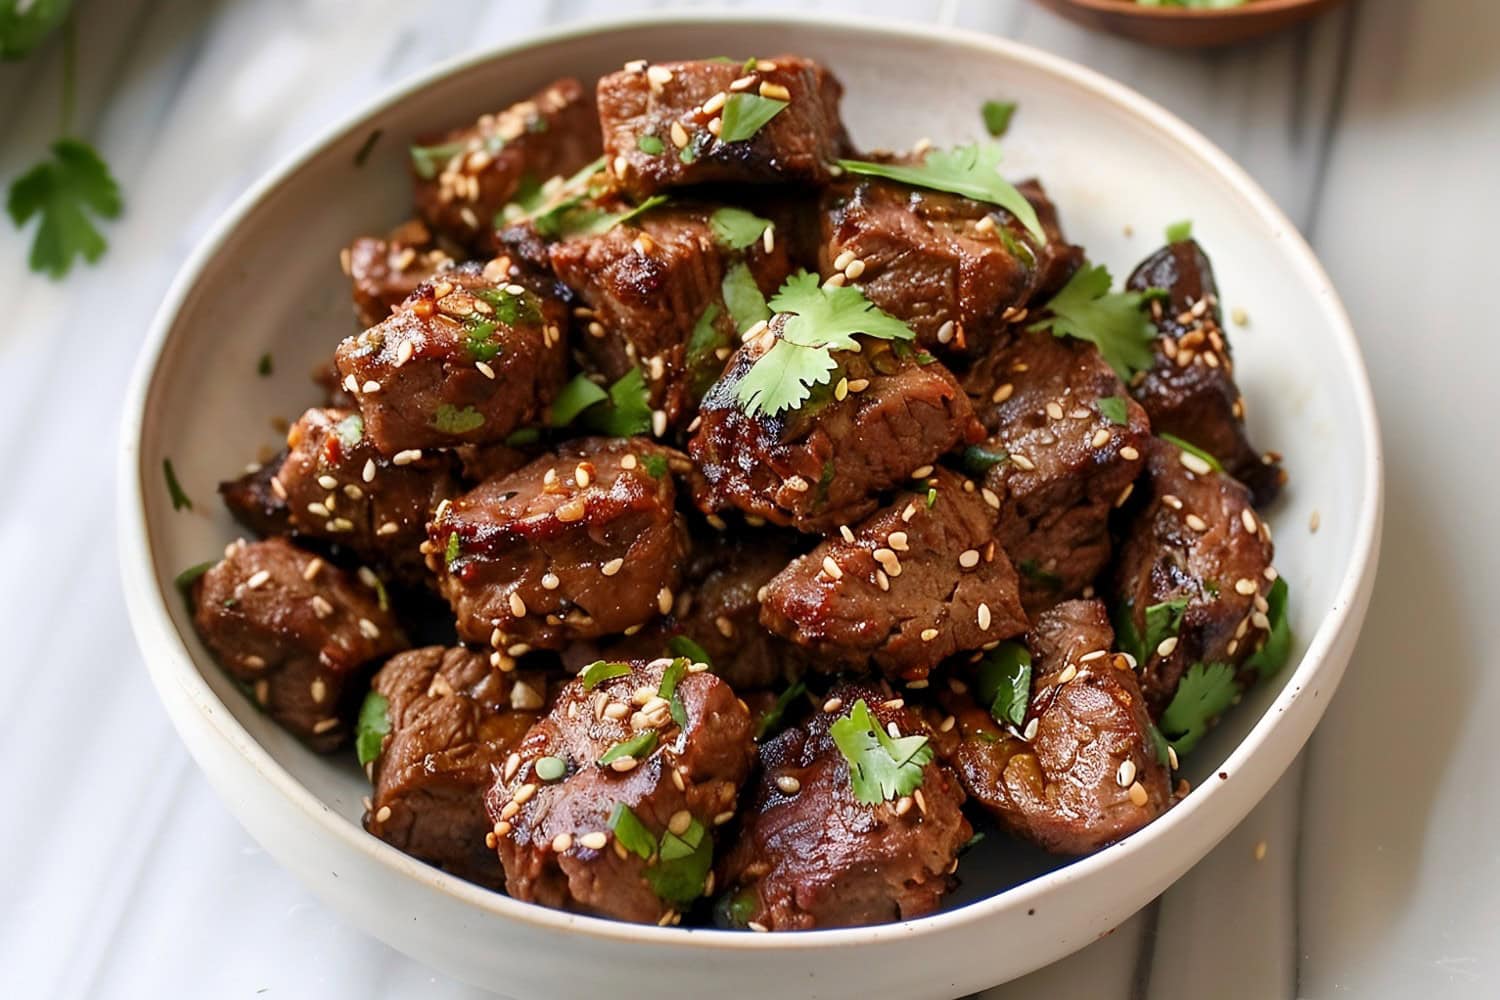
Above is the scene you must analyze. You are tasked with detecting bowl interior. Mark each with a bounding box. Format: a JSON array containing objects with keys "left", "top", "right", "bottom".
[{"left": 128, "top": 15, "right": 1375, "bottom": 951}]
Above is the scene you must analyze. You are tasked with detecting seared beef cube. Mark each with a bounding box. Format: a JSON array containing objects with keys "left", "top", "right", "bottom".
[
  {"left": 333, "top": 266, "right": 568, "bottom": 455},
  {"left": 717, "top": 683, "right": 970, "bottom": 930},
  {"left": 821, "top": 177, "right": 1081, "bottom": 355},
  {"left": 343, "top": 220, "right": 456, "bottom": 328},
  {"left": 220, "top": 454, "right": 291, "bottom": 538},
  {"left": 963, "top": 332, "right": 1152, "bottom": 615},
  {"left": 413, "top": 78, "right": 601, "bottom": 253},
  {"left": 273, "top": 407, "right": 461, "bottom": 588},
  {"left": 691, "top": 334, "right": 984, "bottom": 532},
  {"left": 486, "top": 657, "right": 755, "bottom": 923},
  {"left": 191, "top": 537, "right": 407, "bottom": 750},
  {"left": 1112, "top": 437, "right": 1277, "bottom": 716},
  {"left": 548, "top": 203, "right": 793, "bottom": 427},
  {"left": 1127, "top": 239, "right": 1284, "bottom": 505},
  {"left": 933, "top": 601, "right": 1172, "bottom": 855},
  {"left": 453, "top": 441, "right": 536, "bottom": 486},
  {"left": 759, "top": 469, "right": 1028, "bottom": 684},
  {"left": 362, "top": 646, "right": 548, "bottom": 889},
  {"left": 313, "top": 357, "right": 357, "bottom": 409},
  {"left": 597, "top": 55, "right": 847, "bottom": 198},
  {"left": 429, "top": 438, "right": 690, "bottom": 653}
]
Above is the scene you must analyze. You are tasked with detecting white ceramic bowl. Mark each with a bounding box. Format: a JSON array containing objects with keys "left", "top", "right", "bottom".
[{"left": 118, "top": 13, "right": 1382, "bottom": 998}]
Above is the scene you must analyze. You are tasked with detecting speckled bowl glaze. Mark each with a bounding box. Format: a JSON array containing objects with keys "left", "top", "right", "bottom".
[
  {"left": 119, "top": 13, "right": 1381, "bottom": 998},
  {"left": 1033, "top": 0, "right": 1349, "bottom": 49}
]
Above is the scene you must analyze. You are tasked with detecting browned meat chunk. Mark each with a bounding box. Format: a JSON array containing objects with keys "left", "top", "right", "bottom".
[
  {"left": 962, "top": 332, "right": 1151, "bottom": 615},
  {"left": 1112, "top": 437, "right": 1277, "bottom": 715},
  {"left": 333, "top": 265, "right": 568, "bottom": 455},
  {"left": 413, "top": 78, "right": 601, "bottom": 253},
  {"left": 361, "top": 646, "right": 548, "bottom": 889},
  {"left": 597, "top": 55, "right": 848, "bottom": 198},
  {"left": 717, "top": 683, "right": 970, "bottom": 930},
  {"left": 759, "top": 469, "right": 1028, "bottom": 684},
  {"left": 428, "top": 438, "right": 690, "bottom": 653},
  {"left": 691, "top": 334, "right": 984, "bottom": 532},
  {"left": 344, "top": 220, "right": 456, "bottom": 328},
  {"left": 1127, "top": 239, "right": 1284, "bottom": 506},
  {"left": 548, "top": 203, "right": 793, "bottom": 427},
  {"left": 932, "top": 601, "right": 1172, "bottom": 855},
  {"left": 220, "top": 453, "right": 291, "bottom": 539},
  {"left": 190, "top": 537, "right": 407, "bottom": 751},
  {"left": 821, "top": 177, "right": 1081, "bottom": 356},
  {"left": 486, "top": 657, "right": 755, "bottom": 924}
]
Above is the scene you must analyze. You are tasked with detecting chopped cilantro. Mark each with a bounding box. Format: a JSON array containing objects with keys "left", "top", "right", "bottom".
[
  {"left": 549, "top": 374, "right": 610, "bottom": 427},
  {"left": 577, "top": 369, "right": 653, "bottom": 436},
  {"left": 667, "top": 635, "right": 712, "bottom": 666},
  {"left": 981, "top": 100, "right": 1017, "bottom": 137},
  {"left": 1164, "top": 219, "right": 1193, "bottom": 243},
  {"left": 1160, "top": 661, "right": 1238, "bottom": 755},
  {"left": 334, "top": 413, "right": 364, "bottom": 449},
  {"left": 686, "top": 302, "right": 731, "bottom": 398},
  {"left": 257, "top": 353, "right": 273, "bottom": 377},
  {"left": 598, "top": 729, "right": 658, "bottom": 766},
  {"left": 1143, "top": 597, "right": 1190, "bottom": 659},
  {"left": 721, "top": 261, "right": 770, "bottom": 334},
  {"left": 1160, "top": 432, "right": 1224, "bottom": 473},
  {"left": 1097, "top": 396, "right": 1129, "bottom": 425},
  {"left": 829, "top": 699, "right": 934, "bottom": 805},
  {"left": 734, "top": 271, "right": 914, "bottom": 418},
  {"left": 608, "top": 802, "right": 656, "bottom": 860},
  {"left": 409, "top": 140, "right": 467, "bottom": 180},
  {"left": 1028, "top": 263, "right": 1156, "bottom": 381},
  {"left": 163, "top": 458, "right": 191, "bottom": 511},
  {"left": 9, "top": 138, "right": 123, "bottom": 278},
  {"left": 580, "top": 660, "right": 631, "bottom": 689},
  {"left": 533, "top": 756, "right": 566, "bottom": 782},
  {"left": 976, "top": 641, "right": 1032, "bottom": 728},
  {"left": 636, "top": 134, "right": 665, "bottom": 155},
  {"left": 838, "top": 143, "right": 1045, "bottom": 242},
  {"left": 961, "top": 445, "right": 1009, "bottom": 475},
  {"left": 709, "top": 206, "right": 773, "bottom": 250},
  {"left": 355, "top": 691, "right": 391, "bottom": 766},
  {"left": 1244, "top": 577, "right": 1292, "bottom": 681},
  {"left": 431, "top": 404, "right": 485, "bottom": 434},
  {"left": 353, "top": 128, "right": 382, "bottom": 167},
  {"left": 503, "top": 156, "right": 605, "bottom": 234},
  {"left": 647, "top": 815, "right": 713, "bottom": 903},
  {"left": 642, "top": 453, "right": 669, "bottom": 479},
  {"left": 443, "top": 532, "right": 460, "bottom": 566},
  {"left": 718, "top": 93, "right": 787, "bottom": 142},
  {"left": 754, "top": 680, "right": 807, "bottom": 740}
]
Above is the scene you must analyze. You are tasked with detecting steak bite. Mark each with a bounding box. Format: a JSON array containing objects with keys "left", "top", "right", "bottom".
[
  {"left": 690, "top": 332, "right": 984, "bottom": 533},
  {"left": 933, "top": 601, "right": 1172, "bottom": 855},
  {"left": 548, "top": 202, "right": 793, "bottom": 428},
  {"left": 961, "top": 332, "right": 1152, "bottom": 615},
  {"left": 1127, "top": 238, "right": 1284, "bottom": 506},
  {"left": 361, "top": 646, "right": 548, "bottom": 889},
  {"left": 190, "top": 537, "right": 407, "bottom": 751},
  {"left": 820, "top": 177, "right": 1082, "bottom": 356},
  {"left": 220, "top": 453, "right": 291, "bottom": 539},
  {"left": 486, "top": 657, "right": 756, "bottom": 924},
  {"left": 1112, "top": 437, "right": 1277, "bottom": 716},
  {"left": 759, "top": 469, "right": 1028, "bottom": 684},
  {"left": 428, "top": 437, "right": 691, "bottom": 654},
  {"left": 412, "top": 77, "right": 601, "bottom": 253},
  {"left": 343, "top": 220, "right": 456, "bottom": 329},
  {"left": 596, "top": 55, "right": 848, "bottom": 198},
  {"left": 716, "top": 683, "right": 970, "bottom": 930},
  {"left": 333, "top": 265, "right": 568, "bottom": 455}
]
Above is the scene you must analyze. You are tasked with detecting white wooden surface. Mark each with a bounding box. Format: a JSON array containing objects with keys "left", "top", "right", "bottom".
[{"left": 1, "top": 1, "right": 1496, "bottom": 997}]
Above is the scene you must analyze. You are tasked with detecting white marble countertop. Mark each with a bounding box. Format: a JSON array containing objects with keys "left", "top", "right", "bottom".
[{"left": 2, "top": 0, "right": 1497, "bottom": 997}]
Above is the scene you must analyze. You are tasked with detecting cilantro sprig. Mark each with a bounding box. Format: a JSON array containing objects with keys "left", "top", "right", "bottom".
[
  {"left": 976, "top": 641, "right": 1033, "bottom": 728},
  {"left": 709, "top": 206, "right": 773, "bottom": 250},
  {"left": 838, "top": 143, "right": 1045, "bottom": 242},
  {"left": 1028, "top": 263, "right": 1158, "bottom": 381},
  {"left": 1245, "top": 578, "right": 1292, "bottom": 681},
  {"left": 550, "top": 370, "right": 653, "bottom": 437},
  {"left": 355, "top": 691, "right": 391, "bottom": 766},
  {"left": 607, "top": 803, "right": 714, "bottom": 903},
  {"left": 830, "top": 699, "right": 934, "bottom": 805},
  {"left": 1159, "top": 661, "right": 1238, "bottom": 756}
]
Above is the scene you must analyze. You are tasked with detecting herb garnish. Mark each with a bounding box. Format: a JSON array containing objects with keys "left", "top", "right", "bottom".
[
  {"left": 1160, "top": 433, "right": 1224, "bottom": 473},
  {"left": 533, "top": 756, "right": 567, "bottom": 782},
  {"left": 1244, "top": 578, "right": 1292, "bottom": 681},
  {"left": 642, "top": 454, "right": 669, "bottom": 480},
  {"left": 353, "top": 128, "right": 382, "bottom": 167},
  {"left": 829, "top": 699, "right": 934, "bottom": 805},
  {"left": 580, "top": 660, "right": 631, "bottom": 690},
  {"left": 658, "top": 657, "right": 689, "bottom": 728},
  {"left": 334, "top": 413, "right": 364, "bottom": 449},
  {"left": 577, "top": 369, "right": 653, "bottom": 436},
  {"left": 431, "top": 404, "right": 485, "bottom": 434},
  {"left": 637, "top": 134, "right": 665, "bottom": 155},
  {"left": 549, "top": 374, "right": 610, "bottom": 427},
  {"left": 608, "top": 803, "right": 657, "bottom": 859},
  {"left": 257, "top": 353, "right": 273, "bottom": 377},
  {"left": 755, "top": 680, "right": 807, "bottom": 740},
  {"left": 837, "top": 143, "right": 1045, "bottom": 242},
  {"left": 709, "top": 206, "right": 773, "bottom": 250},
  {"left": 718, "top": 93, "right": 787, "bottom": 142},
  {"left": 667, "top": 635, "right": 712, "bottom": 666},
  {"left": 1028, "top": 263, "right": 1157, "bottom": 381},
  {"left": 648, "top": 815, "right": 713, "bottom": 903},
  {"left": 976, "top": 641, "right": 1033, "bottom": 728},
  {"left": 1097, "top": 396, "right": 1129, "bottom": 425},
  {"left": 355, "top": 691, "right": 391, "bottom": 766},
  {"left": 598, "top": 729, "right": 658, "bottom": 766},
  {"left": 409, "top": 140, "right": 468, "bottom": 180},
  {"left": 981, "top": 100, "right": 1017, "bottom": 138},
  {"left": 721, "top": 261, "right": 770, "bottom": 334},
  {"left": 173, "top": 560, "right": 214, "bottom": 609},
  {"left": 163, "top": 458, "right": 191, "bottom": 511},
  {"left": 443, "top": 532, "right": 460, "bottom": 566},
  {"left": 1165, "top": 219, "right": 1193, "bottom": 243},
  {"left": 1144, "top": 597, "right": 1189, "bottom": 659},
  {"left": 1159, "top": 661, "right": 1238, "bottom": 755},
  {"left": 961, "top": 445, "right": 1009, "bottom": 475}
]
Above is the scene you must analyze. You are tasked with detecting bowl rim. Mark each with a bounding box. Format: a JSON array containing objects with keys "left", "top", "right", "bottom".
[
  {"left": 1043, "top": 0, "right": 1338, "bottom": 20},
  {"left": 117, "top": 8, "right": 1382, "bottom": 953}
]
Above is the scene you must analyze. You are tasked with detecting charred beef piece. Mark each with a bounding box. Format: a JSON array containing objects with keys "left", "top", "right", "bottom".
[
  {"left": 1127, "top": 239, "right": 1284, "bottom": 506},
  {"left": 596, "top": 55, "right": 848, "bottom": 198},
  {"left": 932, "top": 601, "right": 1172, "bottom": 855},
  {"left": 413, "top": 78, "right": 601, "bottom": 254},
  {"left": 691, "top": 332, "right": 984, "bottom": 533},
  {"left": 191, "top": 537, "right": 407, "bottom": 751},
  {"left": 962, "top": 332, "right": 1152, "bottom": 616},
  {"left": 343, "top": 220, "right": 457, "bottom": 329},
  {"left": 220, "top": 453, "right": 292, "bottom": 538},
  {"left": 820, "top": 177, "right": 1081, "bottom": 356},
  {"left": 716, "top": 683, "right": 970, "bottom": 930},
  {"left": 486, "top": 657, "right": 755, "bottom": 924},
  {"left": 759, "top": 469, "right": 1028, "bottom": 684},
  {"left": 333, "top": 265, "right": 568, "bottom": 455},
  {"left": 548, "top": 203, "right": 793, "bottom": 427},
  {"left": 1112, "top": 437, "right": 1277, "bottom": 716},
  {"left": 362, "top": 646, "right": 548, "bottom": 889},
  {"left": 428, "top": 437, "right": 691, "bottom": 653}
]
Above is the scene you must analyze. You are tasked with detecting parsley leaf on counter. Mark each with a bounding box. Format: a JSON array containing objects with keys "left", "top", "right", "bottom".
[
  {"left": 838, "top": 143, "right": 1045, "bottom": 242},
  {"left": 355, "top": 691, "right": 391, "bottom": 766},
  {"left": 1160, "top": 661, "right": 1238, "bottom": 755},
  {"left": 735, "top": 271, "right": 914, "bottom": 418},
  {"left": 981, "top": 100, "right": 1017, "bottom": 138},
  {"left": 830, "top": 699, "right": 934, "bottom": 805},
  {"left": 163, "top": 458, "right": 191, "bottom": 511},
  {"left": 976, "top": 641, "right": 1033, "bottom": 728},
  {"left": 1028, "top": 263, "right": 1156, "bottom": 380},
  {"left": 1244, "top": 577, "right": 1292, "bottom": 681},
  {"left": 718, "top": 93, "right": 787, "bottom": 142},
  {"left": 709, "top": 206, "right": 773, "bottom": 250},
  {"left": 9, "top": 138, "right": 122, "bottom": 278}
]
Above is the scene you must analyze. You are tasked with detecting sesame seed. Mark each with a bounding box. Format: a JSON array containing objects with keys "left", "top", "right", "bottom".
[
  {"left": 1010, "top": 454, "right": 1036, "bottom": 472},
  {"left": 361, "top": 459, "right": 377, "bottom": 483},
  {"left": 556, "top": 497, "right": 587, "bottom": 522},
  {"left": 1180, "top": 450, "right": 1213, "bottom": 476},
  {"left": 514, "top": 782, "right": 538, "bottom": 804},
  {"left": 1080, "top": 650, "right": 1108, "bottom": 662},
  {"left": 646, "top": 64, "right": 674, "bottom": 89},
  {"left": 920, "top": 628, "right": 939, "bottom": 642},
  {"left": 847, "top": 378, "right": 870, "bottom": 393},
  {"left": 580, "top": 831, "right": 608, "bottom": 850},
  {"left": 1252, "top": 611, "right": 1271, "bottom": 631},
  {"left": 361, "top": 380, "right": 382, "bottom": 394},
  {"left": 1128, "top": 781, "right": 1149, "bottom": 807},
  {"left": 508, "top": 592, "right": 527, "bottom": 617},
  {"left": 875, "top": 569, "right": 890, "bottom": 591},
  {"left": 1091, "top": 428, "right": 1111, "bottom": 449},
  {"left": 307, "top": 501, "right": 330, "bottom": 518},
  {"left": 666, "top": 810, "right": 693, "bottom": 836},
  {"left": 358, "top": 618, "right": 381, "bottom": 640},
  {"left": 375, "top": 805, "right": 392, "bottom": 823},
  {"left": 1309, "top": 509, "right": 1321, "bottom": 533},
  {"left": 601, "top": 558, "right": 624, "bottom": 577},
  {"left": 894, "top": 796, "right": 914, "bottom": 817},
  {"left": 1234, "top": 577, "right": 1258, "bottom": 596},
  {"left": 657, "top": 587, "right": 674, "bottom": 615},
  {"left": 1116, "top": 759, "right": 1137, "bottom": 787},
  {"left": 1046, "top": 402, "right": 1064, "bottom": 421},
  {"left": 310, "top": 595, "right": 333, "bottom": 618},
  {"left": 958, "top": 549, "right": 980, "bottom": 569},
  {"left": 887, "top": 531, "right": 909, "bottom": 551},
  {"left": 1162, "top": 493, "right": 1183, "bottom": 510},
  {"left": 1022, "top": 718, "right": 1039, "bottom": 741},
  {"left": 822, "top": 697, "right": 844, "bottom": 713},
  {"left": 936, "top": 320, "right": 955, "bottom": 344},
  {"left": 1120, "top": 446, "right": 1141, "bottom": 462},
  {"left": 981, "top": 488, "right": 1001, "bottom": 510},
  {"left": 784, "top": 474, "right": 810, "bottom": 493},
  {"left": 301, "top": 558, "right": 323, "bottom": 581},
  {"left": 243, "top": 655, "right": 266, "bottom": 670},
  {"left": 551, "top": 832, "right": 574, "bottom": 853},
  {"left": 707, "top": 116, "right": 722, "bottom": 136},
  {"left": 392, "top": 449, "right": 422, "bottom": 466},
  {"left": 839, "top": 524, "right": 855, "bottom": 543},
  {"left": 1115, "top": 483, "right": 1135, "bottom": 508},
  {"left": 844, "top": 258, "right": 865, "bottom": 280},
  {"left": 834, "top": 377, "right": 849, "bottom": 401},
  {"left": 992, "top": 383, "right": 1014, "bottom": 404},
  {"left": 758, "top": 81, "right": 791, "bottom": 101},
  {"left": 652, "top": 410, "right": 668, "bottom": 437},
  {"left": 1168, "top": 746, "right": 1179, "bottom": 770},
  {"left": 342, "top": 374, "right": 358, "bottom": 393},
  {"left": 245, "top": 570, "right": 270, "bottom": 590},
  {"left": 977, "top": 603, "right": 992, "bottom": 630},
  {"left": 911, "top": 465, "right": 934, "bottom": 479},
  {"left": 821, "top": 556, "right": 843, "bottom": 580},
  {"left": 1185, "top": 514, "right": 1209, "bottom": 532},
  {"left": 1057, "top": 664, "right": 1078, "bottom": 685},
  {"left": 310, "top": 678, "right": 327, "bottom": 703},
  {"left": 1157, "top": 636, "right": 1179, "bottom": 657},
  {"left": 748, "top": 921, "right": 769, "bottom": 933}
]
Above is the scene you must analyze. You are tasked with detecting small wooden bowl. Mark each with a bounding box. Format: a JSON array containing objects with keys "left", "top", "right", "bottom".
[{"left": 1032, "top": 0, "right": 1347, "bottom": 48}]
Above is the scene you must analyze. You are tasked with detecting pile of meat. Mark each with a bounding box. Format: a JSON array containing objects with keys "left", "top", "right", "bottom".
[{"left": 187, "top": 54, "right": 1287, "bottom": 931}]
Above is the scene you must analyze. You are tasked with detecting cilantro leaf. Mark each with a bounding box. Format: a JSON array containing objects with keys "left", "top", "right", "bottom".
[
  {"left": 685, "top": 303, "right": 732, "bottom": 399},
  {"left": 647, "top": 815, "right": 714, "bottom": 903},
  {"left": 8, "top": 138, "right": 122, "bottom": 278},
  {"left": 1160, "top": 661, "right": 1238, "bottom": 756},
  {"left": 1143, "top": 597, "right": 1189, "bottom": 659},
  {"left": 580, "top": 660, "right": 631, "bottom": 689},
  {"left": 608, "top": 803, "right": 656, "bottom": 860},
  {"left": 721, "top": 260, "right": 770, "bottom": 333},
  {"left": 642, "top": 453, "right": 669, "bottom": 479},
  {"left": 1244, "top": 577, "right": 1292, "bottom": 681},
  {"left": 637, "top": 134, "right": 665, "bottom": 155},
  {"left": 830, "top": 699, "right": 934, "bottom": 805},
  {"left": 409, "top": 140, "right": 467, "bottom": 180},
  {"left": 1165, "top": 219, "right": 1194, "bottom": 243},
  {"left": 1028, "top": 263, "right": 1156, "bottom": 380},
  {"left": 754, "top": 680, "right": 807, "bottom": 740},
  {"left": 734, "top": 271, "right": 915, "bottom": 418},
  {"left": 598, "top": 730, "right": 658, "bottom": 766},
  {"left": 838, "top": 143, "right": 1044, "bottom": 242},
  {"left": 577, "top": 369, "right": 653, "bottom": 436},
  {"left": 976, "top": 641, "right": 1033, "bottom": 728},
  {"left": 1097, "top": 396, "right": 1129, "bottom": 425},
  {"left": 443, "top": 531, "right": 461, "bottom": 566},
  {"left": 355, "top": 691, "right": 391, "bottom": 766},
  {"left": 0, "top": 0, "right": 73, "bottom": 59},
  {"left": 334, "top": 413, "right": 364, "bottom": 449},
  {"left": 1112, "top": 598, "right": 1143, "bottom": 664},
  {"left": 1160, "top": 432, "right": 1224, "bottom": 473},
  {"left": 549, "top": 374, "right": 609, "bottom": 427},
  {"left": 667, "top": 635, "right": 712, "bottom": 667},
  {"left": 431, "top": 404, "right": 485, "bottom": 434},
  {"left": 709, "top": 206, "right": 773, "bottom": 250},
  {"left": 981, "top": 100, "right": 1017, "bottom": 138},
  {"left": 163, "top": 458, "right": 191, "bottom": 511},
  {"left": 718, "top": 94, "right": 787, "bottom": 142}
]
